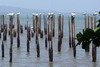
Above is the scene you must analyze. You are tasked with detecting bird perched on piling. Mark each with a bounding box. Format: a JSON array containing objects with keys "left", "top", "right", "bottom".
[
  {"left": 93, "top": 11, "right": 99, "bottom": 16},
  {"left": 83, "top": 12, "right": 87, "bottom": 15},
  {"left": 7, "top": 13, "right": 14, "bottom": 16},
  {"left": 71, "top": 12, "right": 76, "bottom": 16}
]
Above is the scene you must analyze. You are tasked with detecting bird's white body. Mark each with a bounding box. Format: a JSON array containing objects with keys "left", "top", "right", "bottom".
[
  {"left": 7, "top": 13, "right": 14, "bottom": 16},
  {"left": 71, "top": 12, "right": 76, "bottom": 16}
]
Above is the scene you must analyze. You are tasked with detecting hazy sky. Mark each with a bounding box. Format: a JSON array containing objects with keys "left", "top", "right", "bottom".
[{"left": 0, "top": 0, "right": 100, "bottom": 12}]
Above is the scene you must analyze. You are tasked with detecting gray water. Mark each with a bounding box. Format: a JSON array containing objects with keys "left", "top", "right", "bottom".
[{"left": 0, "top": 13, "right": 100, "bottom": 67}]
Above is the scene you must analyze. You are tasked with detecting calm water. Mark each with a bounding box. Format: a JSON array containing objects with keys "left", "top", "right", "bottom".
[{"left": 0, "top": 13, "right": 100, "bottom": 67}]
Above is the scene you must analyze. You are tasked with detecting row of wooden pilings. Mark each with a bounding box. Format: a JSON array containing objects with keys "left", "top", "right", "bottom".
[
  {"left": 0, "top": 13, "right": 98, "bottom": 63},
  {"left": 68, "top": 13, "right": 98, "bottom": 62}
]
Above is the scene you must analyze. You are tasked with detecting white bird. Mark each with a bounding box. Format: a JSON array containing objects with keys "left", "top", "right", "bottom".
[
  {"left": 16, "top": 12, "right": 20, "bottom": 15},
  {"left": 93, "top": 11, "right": 98, "bottom": 15},
  {"left": 83, "top": 12, "right": 87, "bottom": 15},
  {"left": 32, "top": 13, "right": 38, "bottom": 16},
  {"left": 48, "top": 13, "right": 51, "bottom": 15},
  {"left": 71, "top": 12, "right": 76, "bottom": 16},
  {"left": 7, "top": 13, "right": 14, "bottom": 16},
  {"left": 35, "top": 13, "right": 39, "bottom": 16}
]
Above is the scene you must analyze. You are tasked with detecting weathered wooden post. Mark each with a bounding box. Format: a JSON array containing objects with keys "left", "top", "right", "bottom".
[
  {"left": 13, "top": 30, "right": 16, "bottom": 37},
  {"left": 92, "top": 12, "right": 97, "bottom": 62},
  {"left": 28, "top": 27, "right": 31, "bottom": 41},
  {"left": 51, "top": 13, "right": 55, "bottom": 37},
  {"left": 39, "top": 14, "right": 43, "bottom": 38},
  {"left": 43, "top": 14, "right": 48, "bottom": 48},
  {"left": 39, "top": 13, "right": 41, "bottom": 34},
  {"left": 71, "top": 12, "right": 76, "bottom": 57},
  {"left": 17, "top": 13, "right": 20, "bottom": 48},
  {"left": 48, "top": 13, "right": 53, "bottom": 62},
  {"left": 49, "top": 42, "right": 53, "bottom": 62},
  {"left": 35, "top": 14, "right": 40, "bottom": 57},
  {"left": 43, "top": 14, "right": 46, "bottom": 35},
  {"left": 27, "top": 27, "right": 30, "bottom": 52},
  {"left": 91, "top": 17, "right": 93, "bottom": 29},
  {"left": 40, "top": 30, "right": 43, "bottom": 38},
  {"left": 32, "top": 13, "right": 36, "bottom": 33},
  {"left": 88, "top": 16, "right": 90, "bottom": 28},
  {"left": 2, "top": 15, "right": 4, "bottom": 31},
  {"left": 83, "top": 13, "right": 87, "bottom": 30},
  {"left": 31, "top": 27, "right": 34, "bottom": 37},
  {"left": 61, "top": 15, "right": 64, "bottom": 38},
  {"left": 3, "top": 29, "right": 7, "bottom": 41},
  {"left": 0, "top": 15, "right": 4, "bottom": 32},
  {"left": 0, "top": 30, "right": 1, "bottom": 38},
  {"left": 2, "top": 15, "right": 4, "bottom": 27},
  {"left": 7, "top": 13, "right": 14, "bottom": 63},
  {"left": 68, "top": 16, "right": 72, "bottom": 48},
  {"left": 20, "top": 25, "right": 23, "bottom": 34},
  {"left": 58, "top": 14, "right": 62, "bottom": 52},
  {"left": 1, "top": 41, "right": 4, "bottom": 58}
]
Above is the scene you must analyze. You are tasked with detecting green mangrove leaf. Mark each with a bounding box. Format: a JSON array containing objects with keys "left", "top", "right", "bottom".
[
  {"left": 93, "top": 27, "right": 100, "bottom": 47},
  {"left": 82, "top": 41, "right": 91, "bottom": 49},
  {"left": 76, "top": 32, "right": 83, "bottom": 45},
  {"left": 94, "top": 27, "right": 100, "bottom": 32}
]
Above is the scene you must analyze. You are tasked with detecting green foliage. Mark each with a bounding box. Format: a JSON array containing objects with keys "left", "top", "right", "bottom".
[
  {"left": 93, "top": 27, "right": 100, "bottom": 47},
  {"left": 76, "top": 28, "right": 94, "bottom": 49},
  {"left": 76, "top": 19, "right": 100, "bottom": 49}
]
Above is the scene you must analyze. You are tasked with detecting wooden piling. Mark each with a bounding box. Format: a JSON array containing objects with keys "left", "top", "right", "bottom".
[
  {"left": 36, "top": 39, "right": 40, "bottom": 57},
  {"left": 31, "top": 30, "right": 34, "bottom": 37},
  {"left": 61, "top": 15, "right": 64, "bottom": 38},
  {"left": 3, "top": 29, "right": 7, "bottom": 41},
  {"left": 91, "top": 17, "right": 93, "bottom": 29},
  {"left": 13, "top": 30, "right": 16, "bottom": 37},
  {"left": 27, "top": 39, "right": 30, "bottom": 52},
  {"left": 49, "top": 41, "right": 53, "bottom": 62},
  {"left": 0, "top": 30, "right": 1, "bottom": 39},
  {"left": 88, "top": 16, "right": 90, "bottom": 28},
  {"left": 68, "top": 16, "right": 72, "bottom": 48},
  {"left": 52, "top": 14, "right": 55, "bottom": 37},
  {"left": 39, "top": 13, "right": 41, "bottom": 34},
  {"left": 35, "top": 15, "right": 40, "bottom": 57},
  {"left": 9, "top": 15, "right": 13, "bottom": 63},
  {"left": 2, "top": 15, "right": 4, "bottom": 31},
  {"left": 44, "top": 15, "right": 48, "bottom": 48},
  {"left": 45, "top": 36, "right": 47, "bottom": 48},
  {"left": 9, "top": 16, "right": 13, "bottom": 45},
  {"left": 84, "top": 14, "right": 87, "bottom": 31},
  {"left": 1, "top": 41, "right": 4, "bottom": 58},
  {"left": 27, "top": 27, "right": 30, "bottom": 52},
  {"left": 43, "top": 14, "right": 47, "bottom": 35},
  {"left": 71, "top": 16, "right": 76, "bottom": 57},
  {"left": 27, "top": 27, "right": 31, "bottom": 41},
  {"left": 92, "top": 15, "right": 97, "bottom": 62},
  {"left": 58, "top": 32, "right": 62, "bottom": 52},
  {"left": 20, "top": 25, "right": 23, "bottom": 34},
  {"left": 40, "top": 30, "right": 43, "bottom": 38},
  {"left": 17, "top": 14, "right": 20, "bottom": 48},
  {"left": 32, "top": 14, "right": 36, "bottom": 33},
  {"left": 58, "top": 14, "right": 62, "bottom": 52},
  {"left": 9, "top": 44, "right": 12, "bottom": 63}
]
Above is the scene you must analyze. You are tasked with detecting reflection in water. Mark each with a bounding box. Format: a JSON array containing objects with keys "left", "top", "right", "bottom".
[
  {"left": 92, "top": 62, "right": 97, "bottom": 67},
  {"left": 49, "top": 62, "right": 53, "bottom": 67},
  {"left": 9, "top": 63, "right": 12, "bottom": 67}
]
